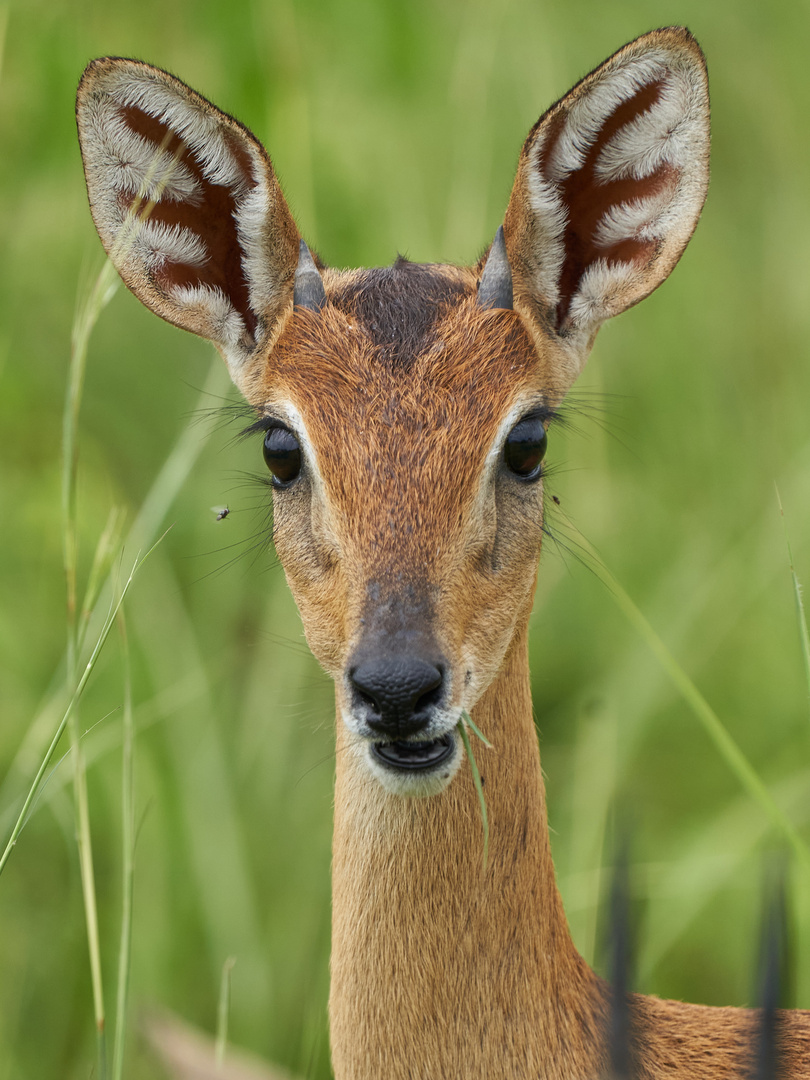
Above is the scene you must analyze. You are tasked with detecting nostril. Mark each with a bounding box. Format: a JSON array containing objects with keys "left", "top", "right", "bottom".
[
  {"left": 354, "top": 686, "right": 380, "bottom": 715},
  {"left": 415, "top": 685, "right": 442, "bottom": 713},
  {"left": 414, "top": 665, "right": 443, "bottom": 714},
  {"left": 348, "top": 670, "right": 377, "bottom": 716}
]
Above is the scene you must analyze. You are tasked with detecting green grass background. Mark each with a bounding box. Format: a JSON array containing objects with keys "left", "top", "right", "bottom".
[{"left": 1, "top": 0, "right": 810, "bottom": 1076}]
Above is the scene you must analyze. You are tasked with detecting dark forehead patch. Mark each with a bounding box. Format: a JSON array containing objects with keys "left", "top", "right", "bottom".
[{"left": 327, "top": 261, "right": 471, "bottom": 366}]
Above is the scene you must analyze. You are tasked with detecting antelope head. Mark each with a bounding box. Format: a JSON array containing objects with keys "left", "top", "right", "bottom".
[{"left": 76, "top": 28, "right": 709, "bottom": 797}]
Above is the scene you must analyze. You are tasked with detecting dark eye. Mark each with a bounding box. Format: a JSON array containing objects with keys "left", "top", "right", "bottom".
[
  {"left": 263, "top": 425, "right": 302, "bottom": 487},
  {"left": 504, "top": 415, "right": 547, "bottom": 480}
]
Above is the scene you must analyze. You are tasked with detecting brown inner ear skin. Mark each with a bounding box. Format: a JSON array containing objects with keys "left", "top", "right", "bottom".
[
  {"left": 539, "top": 79, "right": 677, "bottom": 330},
  {"left": 119, "top": 104, "right": 259, "bottom": 339}
]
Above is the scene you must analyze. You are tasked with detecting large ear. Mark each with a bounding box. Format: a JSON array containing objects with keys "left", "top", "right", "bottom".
[
  {"left": 502, "top": 27, "right": 709, "bottom": 381},
  {"left": 76, "top": 58, "right": 304, "bottom": 387}
]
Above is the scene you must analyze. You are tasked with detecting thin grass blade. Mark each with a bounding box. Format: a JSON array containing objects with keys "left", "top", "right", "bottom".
[
  {"left": 111, "top": 611, "right": 135, "bottom": 1080},
  {"left": 79, "top": 507, "right": 128, "bottom": 653},
  {"left": 0, "top": 536, "right": 165, "bottom": 877},
  {"left": 776, "top": 489, "right": 810, "bottom": 723},
  {"left": 64, "top": 258, "right": 121, "bottom": 1080},
  {"left": 458, "top": 719, "right": 489, "bottom": 872},
  {"left": 579, "top": 537, "right": 810, "bottom": 872},
  {"left": 460, "top": 708, "right": 493, "bottom": 749},
  {"left": 215, "top": 957, "right": 236, "bottom": 1068}
]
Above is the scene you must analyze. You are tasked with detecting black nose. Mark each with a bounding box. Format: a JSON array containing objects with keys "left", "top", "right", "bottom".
[{"left": 350, "top": 657, "right": 444, "bottom": 738}]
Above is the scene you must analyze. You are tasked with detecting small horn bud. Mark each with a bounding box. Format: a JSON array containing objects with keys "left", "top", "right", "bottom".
[
  {"left": 477, "top": 225, "right": 513, "bottom": 311},
  {"left": 293, "top": 239, "right": 326, "bottom": 311}
]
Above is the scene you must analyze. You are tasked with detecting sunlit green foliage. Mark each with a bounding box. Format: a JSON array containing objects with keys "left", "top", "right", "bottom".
[{"left": 1, "top": 1, "right": 810, "bottom": 1076}]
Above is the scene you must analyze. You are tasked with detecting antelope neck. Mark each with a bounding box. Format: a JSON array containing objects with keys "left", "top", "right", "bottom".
[{"left": 329, "top": 619, "right": 606, "bottom": 1079}]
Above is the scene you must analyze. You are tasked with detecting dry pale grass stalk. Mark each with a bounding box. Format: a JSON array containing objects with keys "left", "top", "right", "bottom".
[{"left": 146, "top": 1011, "right": 300, "bottom": 1080}]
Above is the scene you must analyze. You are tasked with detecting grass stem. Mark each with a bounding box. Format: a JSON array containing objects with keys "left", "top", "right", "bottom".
[
  {"left": 458, "top": 712, "right": 490, "bottom": 872},
  {"left": 215, "top": 957, "right": 236, "bottom": 1068},
  {"left": 63, "top": 259, "right": 120, "bottom": 1080},
  {"left": 0, "top": 544, "right": 158, "bottom": 876},
  {"left": 584, "top": 540, "right": 810, "bottom": 873},
  {"left": 776, "top": 488, "right": 810, "bottom": 724},
  {"left": 112, "top": 612, "right": 135, "bottom": 1080}
]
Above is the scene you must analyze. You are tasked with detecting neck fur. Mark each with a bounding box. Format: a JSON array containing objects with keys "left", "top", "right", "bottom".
[{"left": 329, "top": 620, "right": 606, "bottom": 1079}]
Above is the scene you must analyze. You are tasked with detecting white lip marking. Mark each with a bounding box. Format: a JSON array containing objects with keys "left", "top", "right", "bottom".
[
  {"left": 353, "top": 728, "right": 464, "bottom": 797},
  {"left": 341, "top": 689, "right": 475, "bottom": 796}
]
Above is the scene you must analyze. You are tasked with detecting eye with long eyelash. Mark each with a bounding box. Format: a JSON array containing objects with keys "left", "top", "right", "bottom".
[
  {"left": 504, "top": 414, "right": 547, "bottom": 480},
  {"left": 262, "top": 425, "right": 302, "bottom": 487}
]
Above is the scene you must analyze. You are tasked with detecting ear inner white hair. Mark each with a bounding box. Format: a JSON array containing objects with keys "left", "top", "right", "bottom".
[
  {"left": 503, "top": 27, "right": 709, "bottom": 368},
  {"left": 76, "top": 58, "right": 301, "bottom": 385}
]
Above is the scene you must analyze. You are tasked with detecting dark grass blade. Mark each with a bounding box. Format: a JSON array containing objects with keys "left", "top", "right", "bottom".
[
  {"left": 606, "top": 835, "right": 636, "bottom": 1080},
  {"left": 751, "top": 869, "right": 789, "bottom": 1080}
]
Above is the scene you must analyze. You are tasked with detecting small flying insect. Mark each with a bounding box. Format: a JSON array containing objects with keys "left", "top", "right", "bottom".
[{"left": 212, "top": 506, "right": 230, "bottom": 521}]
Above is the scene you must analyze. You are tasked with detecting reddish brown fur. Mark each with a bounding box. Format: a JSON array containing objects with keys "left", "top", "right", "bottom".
[
  {"left": 243, "top": 266, "right": 558, "bottom": 687},
  {"left": 264, "top": 283, "right": 543, "bottom": 561}
]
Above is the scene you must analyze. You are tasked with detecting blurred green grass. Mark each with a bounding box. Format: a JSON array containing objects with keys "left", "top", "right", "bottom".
[{"left": 1, "top": 0, "right": 810, "bottom": 1076}]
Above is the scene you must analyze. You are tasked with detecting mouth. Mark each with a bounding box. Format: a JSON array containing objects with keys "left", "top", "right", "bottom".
[{"left": 370, "top": 733, "right": 455, "bottom": 772}]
